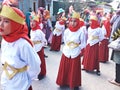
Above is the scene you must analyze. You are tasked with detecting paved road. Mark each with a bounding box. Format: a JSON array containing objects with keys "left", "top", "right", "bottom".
[{"left": 0, "top": 45, "right": 120, "bottom": 90}]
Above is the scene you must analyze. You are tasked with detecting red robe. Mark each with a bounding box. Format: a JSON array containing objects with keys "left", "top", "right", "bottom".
[
  {"left": 99, "top": 20, "right": 111, "bottom": 62},
  {"left": 37, "top": 47, "right": 46, "bottom": 76},
  {"left": 82, "top": 19, "right": 100, "bottom": 71},
  {"left": 56, "top": 18, "right": 83, "bottom": 88},
  {"left": 50, "top": 34, "right": 62, "bottom": 51},
  {"left": 82, "top": 43, "right": 99, "bottom": 71},
  {"left": 56, "top": 54, "right": 81, "bottom": 88}
]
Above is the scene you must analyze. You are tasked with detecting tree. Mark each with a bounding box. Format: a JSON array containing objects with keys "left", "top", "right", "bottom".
[{"left": 94, "top": 0, "right": 112, "bottom": 3}]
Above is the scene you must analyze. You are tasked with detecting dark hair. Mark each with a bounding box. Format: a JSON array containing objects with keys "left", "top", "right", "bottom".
[
  {"left": 29, "top": 8, "right": 32, "bottom": 12},
  {"left": 0, "top": 2, "right": 2, "bottom": 12},
  {"left": 116, "top": 10, "right": 120, "bottom": 15}
]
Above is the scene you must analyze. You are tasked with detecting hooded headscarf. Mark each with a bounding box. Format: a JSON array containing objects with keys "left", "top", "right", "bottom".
[
  {"left": 89, "top": 15, "right": 100, "bottom": 29},
  {"left": 43, "top": 10, "right": 50, "bottom": 20},
  {"left": 30, "top": 14, "right": 40, "bottom": 31},
  {"left": 59, "top": 16, "right": 66, "bottom": 25},
  {"left": 68, "top": 11, "right": 81, "bottom": 32},
  {"left": 2, "top": 0, "right": 18, "bottom": 7},
  {"left": 102, "top": 15, "right": 111, "bottom": 38},
  {"left": 0, "top": 5, "right": 33, "bottom": 46}
]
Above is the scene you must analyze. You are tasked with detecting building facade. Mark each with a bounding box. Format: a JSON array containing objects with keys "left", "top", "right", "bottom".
[{"left": 18, "top": 0, "right": 51, "bottom": 13}]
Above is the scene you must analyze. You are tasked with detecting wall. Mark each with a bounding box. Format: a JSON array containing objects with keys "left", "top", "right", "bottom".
[{"left": 19, "top": 0, "right": 38, "bottom": 13}]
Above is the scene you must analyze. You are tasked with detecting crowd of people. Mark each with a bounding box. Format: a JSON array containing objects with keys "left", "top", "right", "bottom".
[{"left": 0, "top": 0, "right": 120, "bottom": 90}]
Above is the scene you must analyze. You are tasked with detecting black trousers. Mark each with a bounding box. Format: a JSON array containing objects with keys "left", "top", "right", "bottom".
[{"left": 115, "top": 63, "right": 120, "bottom": 83}]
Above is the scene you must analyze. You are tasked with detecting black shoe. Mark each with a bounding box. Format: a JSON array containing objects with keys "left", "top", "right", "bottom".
[
  {"left": 81, "top": 68, "right": 85, "bottom": 70},
  {"left": 55, "top": 50, "right": 60, "bottom": 52},
  {"left": 74, "top": 87, "right": 79, "bottom": 90},
  {"left": 49, "top": 49, "right": 53, "bottom": 51},
  {"left": 44, "top": 54, "right": 48, "bottom": 58},
  {"left": 96, "top": 70, "right": 100, "bottom": 76},
  {"left": 38, "top": 75, "right": 45, "bottom": 80},
  {"left": 47, "top": 43, "right": 51, "bottom": 46}
]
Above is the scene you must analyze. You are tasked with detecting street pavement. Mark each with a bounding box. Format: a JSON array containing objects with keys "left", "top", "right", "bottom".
[{"left": 0, "top": 45, "right": 120, "bottom": 90}]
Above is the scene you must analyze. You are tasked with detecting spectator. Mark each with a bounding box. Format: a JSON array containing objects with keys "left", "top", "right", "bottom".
[{"left": 108, "top": 8, "right": 120, "bottom": 87}]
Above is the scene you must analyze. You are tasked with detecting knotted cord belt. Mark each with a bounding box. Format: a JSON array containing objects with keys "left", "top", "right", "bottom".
[
  {"left": 55, "top": 28, "right": 61, "bottom": 32},
  {"left": 32, "top": 41, "right": 41, "bottom": 45},
  {"left": 89, "top": 35, "right": 99, "bottom": 40},
  {"left": 67, "top": 41, "right": 80, "bottom": 49},
  {"left": 2, "top": 62, "right": 28, "bottom": 80}
]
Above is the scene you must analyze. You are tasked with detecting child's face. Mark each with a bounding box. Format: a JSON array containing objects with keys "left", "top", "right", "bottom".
[
  {"left": 10, "top": 0, "right": 19, "bottom": 6},
  {"left": 69, "top": 18, "right": 77, "bottom": 27},
  {"left": 0, "top": 16, "right": 11, "bottom": 35},
  {"left": 30, "top": 20, "right": 36, "bottom": 29}
]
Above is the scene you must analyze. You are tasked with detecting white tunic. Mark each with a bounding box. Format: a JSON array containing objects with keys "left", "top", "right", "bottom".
[
  {"left": 63, "top": 28, "right": 87, "bottom": 58},
  {"left": 39, "top": 23, "right": 43, "bottom": 30},
  {"left": 1, "top": 38, "right": 41, "bottom": 90},
  {"left": 101, "top": 25, "right": 107, "bottom": 38},
  {"left": 87, "top": 27, "right": 104, "bottom": 46},
  {"left": 53, "top": 21, "right": 65, "bottom": 36},
  {"left": 30, "top": 29, "right": 47, "bottom": 52}
]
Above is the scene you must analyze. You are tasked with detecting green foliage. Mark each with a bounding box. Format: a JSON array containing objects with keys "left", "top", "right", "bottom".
[
  {"left": 95, "top": 1, "right": 107, "bottom": 5},
  {"left": 96, "top": 1, "right": 101, "bottom": 5},
  {"left": 95, "top": 0, "right": 112, "bottom": 3}
]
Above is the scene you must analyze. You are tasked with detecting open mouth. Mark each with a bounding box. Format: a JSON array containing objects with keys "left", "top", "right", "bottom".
[{"left": 0, "top": 28, "right": 3, "bottom": 32}]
